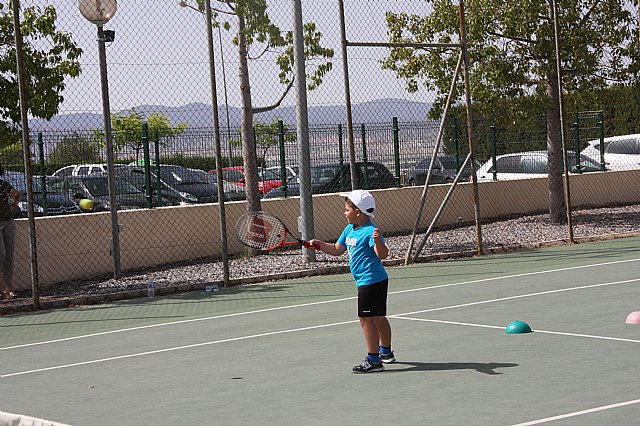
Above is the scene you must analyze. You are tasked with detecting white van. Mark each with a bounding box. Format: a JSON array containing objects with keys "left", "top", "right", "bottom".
[
  {"left": 476, "top": 151, "right": 602, "bottom": 181},
  {"left": 52, "top": 163, "right": 129, "bottom": 177},
  {"left": 581, "top": 134, "right": 640, "bottom": 171}
]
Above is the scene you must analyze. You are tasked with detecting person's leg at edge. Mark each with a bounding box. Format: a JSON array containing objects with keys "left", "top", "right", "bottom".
[
  {"left": 3, "top": 220, "right": 16, "bottom": 291},
  {"left": 0, "top": 223, "right": 10, "bottom": 296}
]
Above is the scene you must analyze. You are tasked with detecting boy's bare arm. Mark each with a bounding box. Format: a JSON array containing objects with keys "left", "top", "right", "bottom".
[
  {"left": 372, "top": 228, "right": 389, "bottom": 259},
  {"left": 309, "top": 239, "right": 346, "bottom": 256}
]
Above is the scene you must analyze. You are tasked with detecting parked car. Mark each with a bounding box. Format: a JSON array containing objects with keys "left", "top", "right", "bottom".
[
  {"left": 265, "top": 165, "right": 299, "bottom": 181},
  {"left": 158, "top": 165, "right": 219, "bottom": 203},
  {"left": 114, "top": 166, "right": 199, "bottom": 205},
  {"left": 406, "top": 154, "right": 481, "bottom": 186},
  {"left": 52, "top": 163, "right": 129, "bottom": 177},
  {"left": 476, "top": 151, "right": 603, "bottom": 181},
  {"left": 263, "top": 161, "right": 397, "bottom": 199},
  {"left": 209, "top": 166, "right": 283, "bottom": 195},
  {"left": 188, "top": 168, "right": 246, "bottom": 201},
  {"left": 439, "top": 154, "right": 481, "bottom": 181},
  {"left": 406, "top": 157, "right": 453, "bottom": 185},
  {"left": 581, "top": 134, "right": 640, "bottom": 171},
  {"left": 48, "top": 174, "right": 171, "bottom": 211},
  {"left": 3, "top": 171, "right": 80, "bottom": 217}
]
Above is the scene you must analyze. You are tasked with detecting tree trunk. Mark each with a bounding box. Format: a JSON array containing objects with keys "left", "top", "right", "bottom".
[
  {"left": 237, "top": 15, "right": 262, "bottom": 213},
  {"left": 546, "top": 70, "right": 566, "bottom": 224}
]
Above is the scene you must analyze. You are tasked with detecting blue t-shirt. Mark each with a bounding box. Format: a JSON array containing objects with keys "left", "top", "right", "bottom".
[{"left": 337, "top": 221, "right": 388, "bottom": 286}]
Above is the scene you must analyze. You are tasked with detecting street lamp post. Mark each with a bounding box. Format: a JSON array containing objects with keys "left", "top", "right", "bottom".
[{"left": 79, "top": 0, "right": 121, "bottom": 278}]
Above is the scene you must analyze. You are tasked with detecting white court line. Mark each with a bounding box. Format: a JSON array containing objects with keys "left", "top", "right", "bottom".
[
  {"left": 0, "top": 319, "right": 359, "bottom": 378},
  {"left": 511, "top": 398, "right": 640, "bottom": 425},
  {"left": 391, "top": 317, "right": 640, "bottom": 344},
  {"left": 395, "top": 277, "right": 640, "bottom": 317},
  {"left": 4, "top": 274, "right": 640, "bottom": 377},
  {"left": 2, "top": 257, "right": 639, "bottom": 351},
  {"left": 0, "top": 295, "right": 357, "bottom": 350}
]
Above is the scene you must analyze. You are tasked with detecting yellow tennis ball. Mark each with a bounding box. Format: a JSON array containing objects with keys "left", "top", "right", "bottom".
[{"left": 79, "top": 199, "right": 95, "bottom": 211}]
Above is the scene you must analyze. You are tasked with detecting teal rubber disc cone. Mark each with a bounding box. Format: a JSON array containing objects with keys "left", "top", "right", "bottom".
[{"left": 505, "top": 320, "right": 532, "bottom": 334}]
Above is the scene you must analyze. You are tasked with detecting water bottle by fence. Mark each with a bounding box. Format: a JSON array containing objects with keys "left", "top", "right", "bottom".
[
  {"left": 204, "top": 284, "right": 219, "bottom": 292},
  {"left": 147, "top": 282, "right": 156, "bottom": 298}
]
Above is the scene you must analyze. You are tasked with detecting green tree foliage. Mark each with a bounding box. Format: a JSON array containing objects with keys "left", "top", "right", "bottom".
[
  {"left": 230, "top": 118, "right": 296, "bottom": 168},
  {"left": 382, "top": 0, "right": 639, "bottom": 223},
  {"left": 93, "top": 108, "right": 188, "bottom": 162},
  {"left": 48, "top": 132, "right": 102, "bottom": 165},
  {"left": 189, "top": 0, "right": 333, "bottom": 214},
  {"left": 0, "top": 3, "right": 82, "bottom": 148},
  {"left": 0, "top": 142, "right": 24, "bottom": 169}
]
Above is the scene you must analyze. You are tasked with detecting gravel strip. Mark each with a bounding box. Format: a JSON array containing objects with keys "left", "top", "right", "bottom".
[{"left": 2, "top": 204, "right": 640, "bottom": 312}]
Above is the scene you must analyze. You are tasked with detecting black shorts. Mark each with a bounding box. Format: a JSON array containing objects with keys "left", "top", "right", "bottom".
[{"left": 357, "top": 279, "right": 389, "bottom": 317}]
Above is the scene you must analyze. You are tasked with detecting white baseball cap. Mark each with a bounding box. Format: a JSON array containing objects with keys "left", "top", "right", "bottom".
[{"left": 346, "top": 189, "right": 376, "bottom": 218}]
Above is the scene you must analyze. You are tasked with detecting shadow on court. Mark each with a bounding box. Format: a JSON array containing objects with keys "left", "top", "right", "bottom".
[{"left": 387, "top": 361, "right": 519, "bottom": 375}]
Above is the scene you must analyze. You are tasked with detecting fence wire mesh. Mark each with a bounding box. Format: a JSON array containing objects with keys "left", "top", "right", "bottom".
[{"left": 1, "top": 0, "right": 639, "bottom": 310}]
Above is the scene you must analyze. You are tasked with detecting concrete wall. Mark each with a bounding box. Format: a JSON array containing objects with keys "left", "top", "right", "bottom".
[{"left": 11, "top": 170, "right": 640, "bottom": 290}]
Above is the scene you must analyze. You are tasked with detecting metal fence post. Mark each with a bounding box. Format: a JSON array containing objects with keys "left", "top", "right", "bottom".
[
  {"left": 574, "top": 113, "right": 581, "bottom": 166},
  {"left": 490, "top": 124, "right": 497, "bottom": 181},
  {"left": 338, "top": 123, "right": 345, "bottom": 191},
  {"left": 361, "top": 123, "right": 368, "bottom": 189},
  {"left": 37, "top": 132, "right": 47, "bottom": 215},
  {"left": 452, "top": 116, "right": 460, "bottom": 170},
  {"left": 142, "top": 122, "right": 152, "bottom": 208},
  {"left": 598, "top": 111, "right": 605, "bottom": 171},
  {"left": 154, "top": 128, "right": 161, "bottom": 206},
  {"left": 392, "top": 117, "right": 401, "bottom": 188},
  {"left": 574, "top": 111, "right": 580, "bottom": 158},
  {"left": 277, "top": 119, "right": 287, "bottom": 197}
]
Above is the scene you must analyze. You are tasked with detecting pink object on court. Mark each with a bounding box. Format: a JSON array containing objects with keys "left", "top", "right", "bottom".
[{"left": 625, "top": 311, "right": 640, "bottom": 324}]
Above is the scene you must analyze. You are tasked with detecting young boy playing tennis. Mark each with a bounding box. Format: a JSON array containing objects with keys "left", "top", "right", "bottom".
[{"left": 310, "top": 189, "right": 395, "bottom": 373}]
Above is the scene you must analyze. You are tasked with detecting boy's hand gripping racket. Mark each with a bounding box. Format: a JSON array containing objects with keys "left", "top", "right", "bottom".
[{"left": 236, "top": 211, "right": 320, "bottom": 251}]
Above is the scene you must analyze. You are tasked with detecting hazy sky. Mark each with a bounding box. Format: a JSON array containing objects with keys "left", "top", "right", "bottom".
[{"left": 27, "top": 0, "right": 441, "bottom": 115}]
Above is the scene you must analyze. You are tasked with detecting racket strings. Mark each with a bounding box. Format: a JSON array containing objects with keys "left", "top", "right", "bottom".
[{"left": 236, "top": 212, "right": 286, "bottom": 250}]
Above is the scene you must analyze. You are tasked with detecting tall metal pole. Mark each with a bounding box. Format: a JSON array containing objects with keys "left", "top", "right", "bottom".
[
  {"left": 458, "top": 0, "right": 483, "bottom": 256},
  {"left": 217, "top": 26, "right": 234, "bottom": 162},
  {"left": 10, "top": 0, "right": 39, "bottom": 309},
  {"left": 551, "top": 0, "right": 574, "bottom": 241},
  {"left": 293, "top": 0, "right": 316, "bottom": 262},
  {"left": 204, "top": 0, "right": 231, "bottom": 285},
  {"left": 338, "top": 0, "right": 358, "bottom": 189},
  {"left": 97, "top": 24, "right": 121, "bottom": 278}
]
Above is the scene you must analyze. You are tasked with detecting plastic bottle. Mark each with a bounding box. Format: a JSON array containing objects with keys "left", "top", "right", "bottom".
[
  {"left": 147, "top": 282, "right": 156, "bottom": 297},
  {"left": 204, "top": 284, "right": 219, "bottom": 292}
]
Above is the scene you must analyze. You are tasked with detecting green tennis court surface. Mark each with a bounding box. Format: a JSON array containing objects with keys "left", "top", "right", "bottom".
[{"left": 2, "top": 237, "right": 639, "bottom": 425}]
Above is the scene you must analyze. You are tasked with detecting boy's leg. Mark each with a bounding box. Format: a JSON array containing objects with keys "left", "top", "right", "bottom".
[
  {"left": 353, "top": 283, "right": 386, "bottom": 373},
  {"left": 374, "top": 316, "right": 392, "bottom": 348},
  {"left": 375, "top": 316, "right": 396, "bottom": 363},
  {"left": 360, "top": 317, "right": 380, "bottom": 354},
  {"left": 353, "top": 317, "right": 384, "bottom": 373}
]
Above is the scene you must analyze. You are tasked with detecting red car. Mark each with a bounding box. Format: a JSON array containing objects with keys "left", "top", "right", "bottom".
[{"left": 209, "top": 166, "right": 283, "bottom": 195}]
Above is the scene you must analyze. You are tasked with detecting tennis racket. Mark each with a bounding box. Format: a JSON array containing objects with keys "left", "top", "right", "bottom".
[{"left": 235, "top": 211, "right": 320, "bottom": 251}]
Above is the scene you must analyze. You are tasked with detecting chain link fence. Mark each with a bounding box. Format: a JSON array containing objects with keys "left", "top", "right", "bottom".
[{"left": 1, "top": 0, "right": 639, "bottom": 310}]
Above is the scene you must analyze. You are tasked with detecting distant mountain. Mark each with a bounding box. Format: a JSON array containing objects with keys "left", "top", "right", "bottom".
[{"left": 30, "top": 98, "right": 434, "bottom": 131}]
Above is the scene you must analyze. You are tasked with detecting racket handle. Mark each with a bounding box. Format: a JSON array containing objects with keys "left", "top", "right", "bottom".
[{"left": 303, "top": 241, "right": 321, "bottom": 249}]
